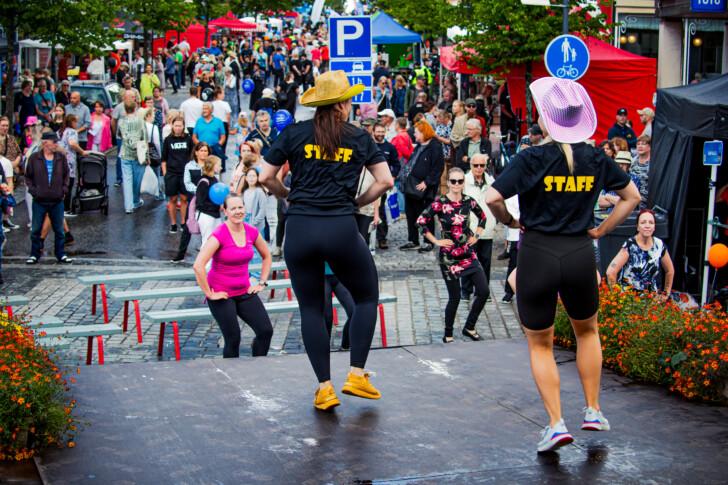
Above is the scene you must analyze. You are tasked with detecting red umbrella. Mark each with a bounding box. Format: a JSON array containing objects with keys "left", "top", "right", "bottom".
[{"left": 210, "top": 12, "right": 256, "bottom": 31}]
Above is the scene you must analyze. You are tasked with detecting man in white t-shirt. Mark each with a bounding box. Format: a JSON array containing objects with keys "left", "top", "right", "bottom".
[
  {"left": 179, "top": 87, "right": 204, "bottom": 136},
  {"left": 212, "top": 88, "right": 232, "bottom": 157}
]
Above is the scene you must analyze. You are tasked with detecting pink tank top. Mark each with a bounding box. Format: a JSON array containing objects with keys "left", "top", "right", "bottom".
[{"left": 207, "top": 222, "right": 259, "bottom": 297}]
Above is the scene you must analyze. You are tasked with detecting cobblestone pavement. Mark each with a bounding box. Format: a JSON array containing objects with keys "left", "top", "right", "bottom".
[{"left": 2, "top": 219, "right": 522, "bottom": 365}]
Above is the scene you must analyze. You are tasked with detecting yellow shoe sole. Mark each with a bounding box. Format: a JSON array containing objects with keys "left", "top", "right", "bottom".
[
  {"left": 341, "top": 383, "right": 381, "bottom": 400},
  {"left": 314, "top": 391, "right": 341, "bottom": 411}
]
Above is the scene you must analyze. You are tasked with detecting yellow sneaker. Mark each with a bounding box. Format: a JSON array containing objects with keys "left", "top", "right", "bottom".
[
  {"left": 342, "top": 371, "right": 381, "bottom": 400},
  {"left": 314, "top": 384, "right": 341, "bottom": 411}
]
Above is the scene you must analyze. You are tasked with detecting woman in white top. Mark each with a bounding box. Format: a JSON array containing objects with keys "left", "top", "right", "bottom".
[{"left": 142, "top": 107, "right": 164, "bottom": 201}]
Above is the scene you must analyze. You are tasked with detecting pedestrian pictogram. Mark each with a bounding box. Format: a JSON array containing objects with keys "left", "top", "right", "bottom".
[{"left": 544, "top": 34, "right": 590, "bottom": 81}]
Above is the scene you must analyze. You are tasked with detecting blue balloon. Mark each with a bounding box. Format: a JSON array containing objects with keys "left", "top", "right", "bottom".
[
  {"left": 274, "top": 109, "right": 293, "bottom": 132},
  {"left": 209, "top": 182, "right": 230, "bottom": 205},
  {"left": 243, "top": 79, "right": 255, "bottom": 94}
]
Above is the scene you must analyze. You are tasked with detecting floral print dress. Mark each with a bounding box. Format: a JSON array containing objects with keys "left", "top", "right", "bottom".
[
  {"left": 620, "top": 236, "right": 666, "bottom": 291},
  {"left": 417, "top": 195, "right": 487, "bottom": 281}
]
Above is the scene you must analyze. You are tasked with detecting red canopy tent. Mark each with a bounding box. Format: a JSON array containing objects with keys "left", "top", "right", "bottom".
[
  {"left": 506, "top": 37, "right": 657, "bottom": 141},
  {"left": 210, "top": 12, "right": 257, "bottom": 31},
  {"left": 153, "top": 23, "right": 218, "bottom": 55}
]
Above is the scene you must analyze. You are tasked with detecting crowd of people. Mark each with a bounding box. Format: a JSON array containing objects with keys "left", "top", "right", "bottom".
[{"left": 0, "top": 12, "right": 680, "bottom": 455}]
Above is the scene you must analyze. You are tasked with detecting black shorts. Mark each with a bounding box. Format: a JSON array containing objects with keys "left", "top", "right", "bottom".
[
  {"left": 164, "top": 173, "right": 187, "bottom": 197},
  {"left": 516, "top": 231, "right": 598, "bottom": 331}
]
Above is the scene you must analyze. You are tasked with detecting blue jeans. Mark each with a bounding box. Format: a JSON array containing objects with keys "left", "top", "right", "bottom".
[
  {"left": 30, "top": 200, "right": 65, "bottom": 260},
  {"left": 0, "top": 224, "right": 4, "bottom": 276},
  {"left": 115, "top": 139, "right": 123, "bottom": 184},
  {"left": 121, "top": 158, "right": 145, "bottom": 212}
]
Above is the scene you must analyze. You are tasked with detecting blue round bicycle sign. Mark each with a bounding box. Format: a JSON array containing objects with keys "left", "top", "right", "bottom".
[{"left": 544, "top": 34, "right": 590, "bottom": 81}]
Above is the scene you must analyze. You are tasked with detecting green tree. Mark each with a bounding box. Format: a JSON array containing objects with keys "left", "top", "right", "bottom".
[
  {"left": 456, "top": 0, "right": 611, "bottom": 123},
  {"left": 373, "top": 0, "right": 455, "bottom": 40},
  {"left": 0, "top": 0, "right": 119, "bottom": 118},
  {"left": 123, "top": 0, "right": 196, "bottom": 62}
]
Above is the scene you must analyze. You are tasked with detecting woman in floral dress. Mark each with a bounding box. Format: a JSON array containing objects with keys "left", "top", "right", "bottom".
[{"left": 417, "top": 167, "right": 490, "bottom": 342}]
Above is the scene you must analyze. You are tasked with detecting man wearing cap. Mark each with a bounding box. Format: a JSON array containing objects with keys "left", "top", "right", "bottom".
[
  {"left": 637, "top": 107, "right": 654, "bottom": 138},
  {"left": 464, "top": 98, "right": 488, "bottom": 138},
  {"left": 55, "top": 80, "right": 71, "bottom": 106},
  {"left": 518, "top": 124, "right": 544, "bottom": 152},
  {"left": 607, "top": 108, "right": 637, "bottom": 150},
  {"left": 377, "top": 108, "right": 397, "bottom": 141},
  {"left": 65, "top": 92, "right": 91, "bottom": 149},
  {"left": 25, "top": 132, "right": 72, "bottom": 264},
  {"left": 372, "top": 122, "right": 400, "bottom": 249}
]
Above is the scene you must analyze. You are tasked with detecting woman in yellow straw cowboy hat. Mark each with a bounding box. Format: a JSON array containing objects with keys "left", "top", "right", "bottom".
[{"left": 260, "top": 70, "right": 394, "bottom": 411}]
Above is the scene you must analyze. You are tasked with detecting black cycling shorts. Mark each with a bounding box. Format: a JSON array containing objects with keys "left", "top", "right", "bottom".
[
  {"left": 516, "top": 230, "right": 598, "bottom": 331},
  {"left": 164, "top": 173, "right": 186, "bottom": 197}
]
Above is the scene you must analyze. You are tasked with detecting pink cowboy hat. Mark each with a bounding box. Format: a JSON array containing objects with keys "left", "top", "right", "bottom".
[
  {"left": 24, "top": 116, "right": 40, "bottom": 127},
  {"left": 529, "top": 77, "right": 597, "bottom": 144}
]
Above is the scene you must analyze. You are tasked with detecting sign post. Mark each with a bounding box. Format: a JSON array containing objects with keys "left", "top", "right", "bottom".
[
  {"left": 701, "top": 140, "right": 724, "bottom": 305},
  {"left": 544, "top": 34, "right": 590, "bottom": 81},
  {"left": 328, "top": 16, "right": 372, "bottom": 104}
]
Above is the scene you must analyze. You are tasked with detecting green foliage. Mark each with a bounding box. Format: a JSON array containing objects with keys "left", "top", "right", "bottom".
[
  {"left": 123, "top": 0, "right": 196, "bottom": 36},
  {"left": 373, "top": 0, "right": 457, "bottom": 39},
  {"left": 0, "top": 312, "right": 78, "bottom": 461},
  {"left": 456, "top": 0, "right": 611, "bottom": 71}
]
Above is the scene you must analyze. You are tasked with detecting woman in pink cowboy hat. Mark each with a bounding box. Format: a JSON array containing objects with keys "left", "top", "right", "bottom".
[
  {"left": 485, "top": 77, "right": 641, "bottom": 453},
  {"left": 259, "top": 70, "right": 394, "bottom": 411}
]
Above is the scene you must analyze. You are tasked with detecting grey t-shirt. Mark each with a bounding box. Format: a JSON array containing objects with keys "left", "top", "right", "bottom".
[{"left": 630, "top": 158, "right": 650, "bottom": 208}]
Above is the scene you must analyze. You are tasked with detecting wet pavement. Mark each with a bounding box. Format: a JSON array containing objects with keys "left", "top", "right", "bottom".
[{"left": 36, "top": 340, "right": 728, "bottom": 484}]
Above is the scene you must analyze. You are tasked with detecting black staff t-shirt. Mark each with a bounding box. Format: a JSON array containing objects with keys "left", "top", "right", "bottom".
[
  {"left": 265, "top": 120, "right": 386, "bottom": 216},
  {"left": 492, "top": 143, "right": 631, "bottom": 235}
]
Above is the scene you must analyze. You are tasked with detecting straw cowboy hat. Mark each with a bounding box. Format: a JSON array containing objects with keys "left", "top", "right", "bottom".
[
  {"left": 300, "top": 70, "right": 365, "bottom": 107},
  {"left": 529, "top": 77, "right": 597, "bottom": 144}
]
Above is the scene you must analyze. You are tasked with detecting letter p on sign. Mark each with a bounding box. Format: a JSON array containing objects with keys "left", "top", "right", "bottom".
[
  {"left": 336, "top": 20, "right": 363, "bottom": 56},
  {"left": 329, "top": 17, "right": 371, "bottom": 60}
]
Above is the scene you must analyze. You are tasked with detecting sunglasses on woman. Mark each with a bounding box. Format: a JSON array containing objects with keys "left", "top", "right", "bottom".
[{"left": 449, "top": 178, "right": 465, "bottom": 185}]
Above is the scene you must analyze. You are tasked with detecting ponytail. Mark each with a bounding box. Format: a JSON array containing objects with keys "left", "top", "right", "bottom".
[{"left": 560, "top": 143, "right": 575, "bottom": 174}]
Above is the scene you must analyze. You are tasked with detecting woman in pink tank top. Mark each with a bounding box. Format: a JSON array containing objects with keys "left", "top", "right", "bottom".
[{"left": 193, "top": 194, "right": 274, "bottom": 358}]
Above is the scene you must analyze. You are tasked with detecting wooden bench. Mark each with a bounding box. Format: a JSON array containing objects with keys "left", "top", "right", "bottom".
[
  {"left": 26, "top": 315, "right": 65, "bottom": 328},
  {"left": 1, "top": 295, "right": 30, "bottom": 318},
  {"left": 108, "top": 279, "right": 295, "bottom": 344},
  {"left": 37, "top": 337, "right": 72, "bottom": 350},
  {"left": 37, "top": 324, "right": 123, "bottom": 365},
  {"left": 78, "top": 261, "right": 289, "bottom": 323},
  {"left": 145, "top": 295, "right": 397, "bottom": 360}
]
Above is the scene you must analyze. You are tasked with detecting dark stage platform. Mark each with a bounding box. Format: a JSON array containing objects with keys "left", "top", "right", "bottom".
[{"left": 37, "top": 340, "right": 728, "bottom": 484}]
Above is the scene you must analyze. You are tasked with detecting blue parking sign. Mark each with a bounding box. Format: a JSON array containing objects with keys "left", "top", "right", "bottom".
[
  {"left": 329, "top": 17, "right": 372, "bottom": 60},
  {"left": 544, "top": 34, "right": 590, "bottom": 81}
]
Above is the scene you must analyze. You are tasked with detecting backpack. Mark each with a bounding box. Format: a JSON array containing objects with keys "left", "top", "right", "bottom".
[{"left": 185, "top": 178, "right": 209, "bottom": 235}]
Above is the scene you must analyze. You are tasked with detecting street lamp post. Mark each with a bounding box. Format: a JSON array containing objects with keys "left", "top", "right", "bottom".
[{"left": 521, "top": 0, "right": 569, "bottom": 34}]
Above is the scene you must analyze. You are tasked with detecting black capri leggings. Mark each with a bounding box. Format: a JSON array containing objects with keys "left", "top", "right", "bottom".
[
  {"left": 324, "top": 274, "right": 355, "bottom": 348},
  {"left": 284, "top": 214, "right": 379, "bottom": 383},
  {"left": 442, "top": 261, "right": 489, "bottom": 337},
  {"left": 207, "top": 293, "right": 273, "bottom": 358},
  {"left": 516, "top": 230, "right": 599, "bottom": 331}
]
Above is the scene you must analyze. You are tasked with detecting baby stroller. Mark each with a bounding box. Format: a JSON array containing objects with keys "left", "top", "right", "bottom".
[{"left": 72, "top": 151, "right": 109, "bottom": 215}]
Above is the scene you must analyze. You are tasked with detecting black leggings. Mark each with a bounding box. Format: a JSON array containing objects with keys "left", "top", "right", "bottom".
[
  {"left": 324, "top": 274, "right": 355, "bottom": 348},
  {"left": 441, "top": 261, "right": 489, "bottom": 337},
  {"left": 284, "top": 214, "right": 379, "bottom": 383},
  {"left": 207, "top": 293, "right": 273, "bottom": 358},
  {"left": 404, "top": 194, "right": 433, "bottom": 245},
  {"left": 517, "top": 231, "right": 598, "bottom": 330}
]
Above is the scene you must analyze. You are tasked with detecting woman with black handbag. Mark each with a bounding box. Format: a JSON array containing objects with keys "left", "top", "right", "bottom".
[{"left": 399, "top": 119, "right": 445, "bottom": 253}]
